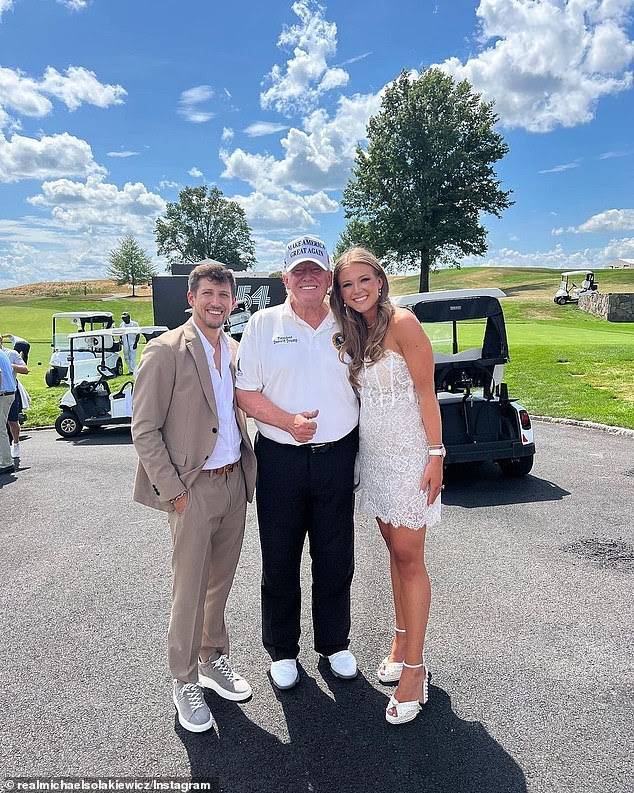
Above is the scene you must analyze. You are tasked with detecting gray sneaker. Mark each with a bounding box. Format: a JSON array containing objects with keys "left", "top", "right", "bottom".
[
  {"left": 172, "top": 680, "right": 215, "bottom": 732},
  {"left": 199, "top": 654, "right": 253, "bottom": 702}
]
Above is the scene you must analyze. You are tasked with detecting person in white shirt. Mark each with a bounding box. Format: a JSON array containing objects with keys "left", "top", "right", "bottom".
[
  {"left": 236, "top": 235, "right": 360, "bottom": 689},
  {"left": 119, "top": 312, "right": 140, "bottom": 374},
  {"left": 0, "top": 337, "right": 28, "bottom": 462},
  {"left": 2, "top": 333, "right": 30, "bottom": 364}
]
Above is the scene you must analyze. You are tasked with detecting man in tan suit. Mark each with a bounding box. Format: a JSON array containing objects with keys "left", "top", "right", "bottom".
[{"left": 132, "top": 261, "right": 257, "bottom": 733}]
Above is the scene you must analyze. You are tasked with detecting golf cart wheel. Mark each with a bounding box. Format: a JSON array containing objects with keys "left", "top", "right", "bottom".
[
  {"left": 555, "top": 297, "right": 567, "bottom": 306},
  {"left": 55, "top": 412, "right": 83, "bottom": 438},
  {"left": 45, "top": 368, "right": 60, "bottom": 387},
  {"left": 115, "top": 358, "right": 124, "bottom": 376},
  {"left": 498, "top": 455, "right": 534, "bottom": 477}
]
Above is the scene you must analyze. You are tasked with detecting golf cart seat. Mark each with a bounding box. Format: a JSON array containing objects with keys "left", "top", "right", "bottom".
[{"left": 111, "top": 380, "right": 134, "bottom": 417}]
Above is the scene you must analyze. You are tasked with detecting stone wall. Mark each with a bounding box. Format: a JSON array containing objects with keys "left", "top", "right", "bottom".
[{"left": 579, "top": 292, "right": 634, "bottom": 322}]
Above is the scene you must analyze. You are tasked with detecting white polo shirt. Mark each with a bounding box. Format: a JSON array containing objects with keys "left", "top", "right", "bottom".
[{"left": 236, "top": 299, "right": 359, "bottom": 445}]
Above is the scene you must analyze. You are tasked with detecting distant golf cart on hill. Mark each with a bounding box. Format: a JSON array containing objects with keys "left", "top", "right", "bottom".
[{"left": 554, "top": 271, "right": 599, "bottom": 305}]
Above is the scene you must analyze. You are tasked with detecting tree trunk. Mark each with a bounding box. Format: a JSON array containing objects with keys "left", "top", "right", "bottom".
[{"left": 418, "top": 249, "right": 431, "bottom": 293}]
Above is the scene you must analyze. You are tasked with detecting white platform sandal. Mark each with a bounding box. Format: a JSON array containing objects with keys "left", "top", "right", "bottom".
[
  {"left": 385, "top": 661, "right": 429, "bottom": 725},
  {"left": 377, "top": 627, "right": 406, "bottom": 684}
]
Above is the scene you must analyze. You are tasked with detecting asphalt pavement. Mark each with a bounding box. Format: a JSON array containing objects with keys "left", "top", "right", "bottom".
[{"left": 0, "top": 422, "right": 633, "bottom": 793}]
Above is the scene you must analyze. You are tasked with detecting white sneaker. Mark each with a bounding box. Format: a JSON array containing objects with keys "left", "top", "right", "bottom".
[
  {"left": 10, "top": 443, "right": 20, "bottom": 459},
  {"left": 326, "top": 650, "right": 358, "bottom": 680},
  {"left": 270, "top": 659, "right": 299, "bottom": 690}
]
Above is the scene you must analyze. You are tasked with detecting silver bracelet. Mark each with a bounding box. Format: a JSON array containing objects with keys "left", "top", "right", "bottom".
[
  {"left": 169, "top": 490, "right": 187, "bottom": 504},
  {"left": 428, "top": 446, "right": 446, "bottom": 458}
]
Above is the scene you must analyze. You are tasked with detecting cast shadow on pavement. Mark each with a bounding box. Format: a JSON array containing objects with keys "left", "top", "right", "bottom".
[
  {"left": 177, "top": 665, "right": 527, "bottom": 793},
  {"left": 442, "top": 462, "right": 569, "bottom": 508},
  {"left": 56, "top": 427, "right": 134, "bottom": 447}
]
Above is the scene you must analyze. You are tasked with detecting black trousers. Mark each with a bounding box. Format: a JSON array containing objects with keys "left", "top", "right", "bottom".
[
  {"left": 255, "top": 428, "right": 358, "bottom": 661},
  {"left": 13, "top": 342, "right": 29, "bottom": 364}
]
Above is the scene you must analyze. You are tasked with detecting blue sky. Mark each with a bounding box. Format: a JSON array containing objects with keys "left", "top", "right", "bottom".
[{"left": 1, "top": 0, "right": 633, "bottom": 287}]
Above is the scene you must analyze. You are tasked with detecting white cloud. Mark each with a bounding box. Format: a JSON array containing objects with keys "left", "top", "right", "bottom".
[
  {"left": 252, "top": 236, "right": 288, "bottom": 271},
  {"left": 335, "top": 52, "right": 372, "bottom": 67},
  {"left": 107, "top": 150, "right": 139, "bottom": 158},
  {"left": 27, "top": 175, "right": 166, "bottom": 235},
  {"left": 57, "top": 0, "right": 89, "bottom": 9},
  {"left": 557, "top": 208, "right": 634, "bottom": 234},
  {"left": 0, "top": 1, "right": 14, "bottom": 20},
  {"left": 602, "top": 236, "right": 634, "bottom": 259},
  {"left": 158, "top": 179, "right": 179, "bottom": 190},
  {"left": 539, "top": 160, "right": 581, "bottom": 174},
  {"left": 221, "top": 126, "right": 234, "bottom": 142},
  {"left": 221, "top": 90, "right": 382, "bottom": 193},
  {"left": 178, "top": 85, "right": 215, "bottom": 123},
  {"left": 599, "top": 149, "right": 631, "bottom": 159},
  {"left": 260, "top": 0, "right": 349, "bottom": 115},
  {"left": 232, "top": 187, "right": 338, "bottom": 231},
  {"left": 463, "top": 243, "right": 596, "bottom": 269},
  {"left": 40, "top": 66, "right": 126, "bottom": 110},
  {"left": 188, "top": 166, "right": 203, "bottom": 178},
  {"left": 0, "top": 65, "right": 125, "bottom": 129},
  {"left": 244, "top": 121, "right": 288, "bottom": 137},
  {"left": 434, "top": 0, "right": 634, "bottom": 132},
  {"left": 0, "top": 131, "right": 105, "bottom": 182}
]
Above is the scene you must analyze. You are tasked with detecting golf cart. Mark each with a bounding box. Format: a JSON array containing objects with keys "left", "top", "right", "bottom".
[
  {"left": 224, "top": 300, "right": 251, "bottom": 340},
  {"left": 54, "top": 326, "right": 168, "bottom": 438},
  {"left": 554, "top": 271, "right": 598, "bottom": 305},
  {"left": 394, "top": 288, "right": 535, "bottom": 477},
  {"left": 46, "top": 312, "right": 121, "bottom": 386}
]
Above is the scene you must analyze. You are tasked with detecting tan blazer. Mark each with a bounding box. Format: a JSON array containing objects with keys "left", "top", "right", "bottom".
[{"left": 132, "top": 318, "right": 256, "bottom": 512}]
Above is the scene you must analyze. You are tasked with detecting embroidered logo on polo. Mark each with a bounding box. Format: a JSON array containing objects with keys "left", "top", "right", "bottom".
[
  {"left": 332, "top": 332, "right": 344, "bottom": 350},
  {"left": 273, "top": 335, "right": 299, "bottom": 344}
]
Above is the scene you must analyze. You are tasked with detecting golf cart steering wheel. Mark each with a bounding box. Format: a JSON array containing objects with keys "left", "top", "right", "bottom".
[{"left": 437, "top": 360, "right": 496, "bottom": 395}]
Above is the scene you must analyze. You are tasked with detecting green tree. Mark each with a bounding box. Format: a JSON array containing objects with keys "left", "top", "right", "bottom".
[
  {"left": 341, "top": 69, "right": 513, "bottom": 292},
  {"left": 106, "top": 235, "right": 157, "bottom": 297},
  {"left": 155, "top": 185, "right": 256, "bottom": 271}
]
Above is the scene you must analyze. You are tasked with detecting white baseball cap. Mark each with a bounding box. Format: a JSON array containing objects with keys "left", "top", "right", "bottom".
[{"left": 284, "top": 236, "right": 331, "bottom": 272}]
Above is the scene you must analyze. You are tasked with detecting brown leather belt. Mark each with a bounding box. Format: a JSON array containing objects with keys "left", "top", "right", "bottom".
[{"left": 202, "top": 461, "right": 240, "bottom": 476}]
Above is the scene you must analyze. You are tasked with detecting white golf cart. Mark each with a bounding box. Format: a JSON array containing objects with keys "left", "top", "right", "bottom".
[
  {"left": 554, "top": 271, "right": 598, "bottom": 305},
  {"left": 54, "top": 326, "right": 168, "bottom": 438},
  {"left": 394, "top": 288, "right": 535, "bottom": 477},
  {"left": 46, "top": 311, "right": 121, "bottom": 387},
  {"left": 225, "top": 300, "right": 251, "bottom": 340}
]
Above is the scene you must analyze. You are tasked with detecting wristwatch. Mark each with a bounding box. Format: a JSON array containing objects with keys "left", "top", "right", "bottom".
[{"left": 428, "top": 445, "right": 446, "bottom": 458}]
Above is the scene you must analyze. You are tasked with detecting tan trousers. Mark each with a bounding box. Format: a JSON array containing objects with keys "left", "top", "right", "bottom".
[
  {"left": 167, "top": 463, "right": 247, "bottom": 682},
  {"left": 1, "top": 393, "right": 14, "bottom": 469}
]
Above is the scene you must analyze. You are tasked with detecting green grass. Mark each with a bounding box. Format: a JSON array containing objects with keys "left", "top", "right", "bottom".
[{"left": 2, "top": 268, "right": 634, "bottom": 429}]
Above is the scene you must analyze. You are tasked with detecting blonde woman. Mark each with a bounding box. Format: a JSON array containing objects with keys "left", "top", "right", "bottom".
[{"left": 330, "top": 247, "right": 443, "bottom": 725}]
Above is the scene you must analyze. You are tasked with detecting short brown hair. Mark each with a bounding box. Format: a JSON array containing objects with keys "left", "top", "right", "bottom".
[{"left": 188, "top": 261, "right": 236, "bottom": 298}]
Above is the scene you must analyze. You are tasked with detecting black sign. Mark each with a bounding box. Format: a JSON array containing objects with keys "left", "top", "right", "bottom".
[{"left": 152, "top": 276, "right": 287, "bottom": 329}]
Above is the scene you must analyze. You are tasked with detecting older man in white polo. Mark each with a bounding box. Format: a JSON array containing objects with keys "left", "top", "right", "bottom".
[{"left": 236, "top": 235, "right": 359, "bottom": 689}]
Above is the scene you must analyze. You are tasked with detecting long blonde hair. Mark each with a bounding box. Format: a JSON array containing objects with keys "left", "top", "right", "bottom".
[{"left": 330, "top": 247, "right": 395, "bottom": 390}]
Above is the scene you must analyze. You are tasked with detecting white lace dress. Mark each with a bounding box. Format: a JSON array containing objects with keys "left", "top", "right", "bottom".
[{"left": 357, "top": 349, "right": 441, "bottom": 530}]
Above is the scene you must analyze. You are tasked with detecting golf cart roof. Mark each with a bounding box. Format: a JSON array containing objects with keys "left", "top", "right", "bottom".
[
  {"left": 52, "top": 311, "right": 114, "bottom": 320},
  {"left": 395, "top": 289, "right": 509, "bottom": 362},
  {"left": 560, "top": 271, "right": 593, "bottom": 277},
  {"left": 394, "top": 288, "right": 506, "bottom": 307},
  {"left": 69, "top": 326, "right": 168, "bottom": 339}
]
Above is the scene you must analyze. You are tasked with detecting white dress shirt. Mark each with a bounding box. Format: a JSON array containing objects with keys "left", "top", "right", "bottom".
[
  {"left": 192, "top": 324, "right": 242, "bottom": 469},
  {"left": 236, "top": 299, "right": 359, "bottom": 445}
]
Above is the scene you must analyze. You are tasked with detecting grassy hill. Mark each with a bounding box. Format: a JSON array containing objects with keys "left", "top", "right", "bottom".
[{"left": 1, "top": 267, "right": 633, "bottom": 428}]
